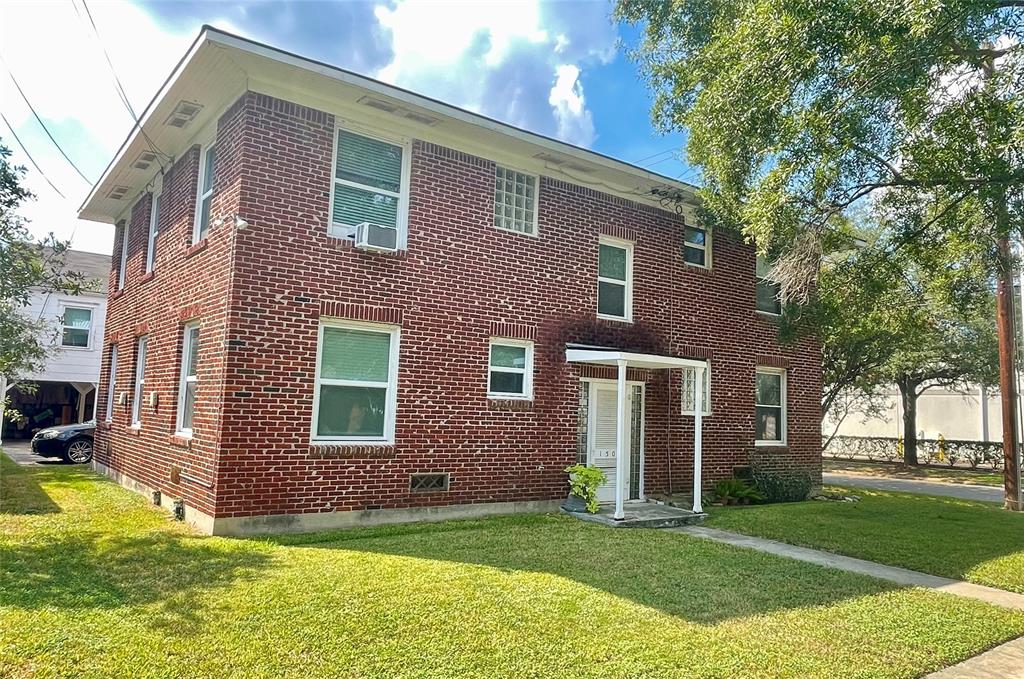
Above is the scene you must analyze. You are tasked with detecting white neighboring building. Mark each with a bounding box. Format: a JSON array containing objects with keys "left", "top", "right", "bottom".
[{"left": 1, "top": 250, "right": 109, "bottom": 442}]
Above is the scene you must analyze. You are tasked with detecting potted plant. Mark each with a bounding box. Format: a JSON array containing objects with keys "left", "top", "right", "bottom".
[{"left": 562, "top": 464, "right": 607, "bottom": 514}]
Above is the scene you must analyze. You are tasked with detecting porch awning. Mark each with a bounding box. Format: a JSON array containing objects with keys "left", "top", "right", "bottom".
[{"left": 566, "top": 348, "right": 707, "bottom": 371}]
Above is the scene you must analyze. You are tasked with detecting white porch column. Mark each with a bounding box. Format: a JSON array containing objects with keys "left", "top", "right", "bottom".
[
  {"left": 692, "top": 365, "right": 705, "bottom": 514},
  {"left": 90, "top": 384, "right": 98, "bottom": 421},
  {"left": 614, "top": 359, "right": 628, "bottom": 520}
]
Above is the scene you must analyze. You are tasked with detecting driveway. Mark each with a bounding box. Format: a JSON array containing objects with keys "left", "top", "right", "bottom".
[
  {"left": 1, "top": 440, "right": 65, "bottom": 467},
  {"left": 823, "top": 472, "right": 1004, "bottom": 503}
]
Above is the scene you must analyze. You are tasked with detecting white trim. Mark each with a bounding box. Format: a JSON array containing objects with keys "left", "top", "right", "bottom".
[
  {"left": 117, "top": 219, "right": 129, "bottom": 290},
  {"left": 311, "top": 318, "right": 400, "bottom": 444},
  {"left": 59, "top": 304, "right": 94, "bottom": 350},
  {"left": 755, "top": 366, "right": 787, "bottom": 446},
  {"left": 175, "top": 322, "right": 200, "bottom": 436},
  {"left": 192, "top": 139, "right": 217, "bottom": 244},
  {"left": 327, "top": 124, "right": 412, "bottom": 250},
  {"left": 146, "top": 174, "right": 163, "bottom": 273},
  {"left": 566, "top": 349, "right": 708, "bottom": 370},
  {"left": 487, "top": 338, "right": 534, "bottom": 400},
  {"left": 105, "top": 344, "right": 118, "bottom": 422},
  {"left": 684, "top": 225, "right": 711, "bottom": 269},
  {"left": 581, "top": 377, "right": 646, "bottom": 501},
  {"left": 597, "top": 236, "right": 633, "bottom": 322},
  {"left": 131, "top": 336, "right": 148, "bottom": 427},
  {"left": 493, "top": 165, "right": 540, "bottom": 237}
]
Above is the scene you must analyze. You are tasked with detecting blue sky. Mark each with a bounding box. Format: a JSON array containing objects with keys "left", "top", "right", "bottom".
[{"left": 0, "top": 0, "right": 694, "bottom": 255}]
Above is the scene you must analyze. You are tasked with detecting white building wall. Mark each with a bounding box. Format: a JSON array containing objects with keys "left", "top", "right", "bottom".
[{"left": 19, "top": 288, "right": 106, "bottom": 385}]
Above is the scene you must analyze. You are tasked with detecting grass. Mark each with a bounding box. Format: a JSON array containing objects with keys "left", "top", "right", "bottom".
[
  {"left": 824, "top": 459, "right": 1004, "bottom": 486},
  {"left": 707, "top": 486, "right": 1024, "bottom": 594},
  {"left": 3, "top": 454, "right": 1024, "bottom": 679}
]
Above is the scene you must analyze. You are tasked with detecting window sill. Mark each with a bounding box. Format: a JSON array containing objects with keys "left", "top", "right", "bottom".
[
  {"left": 327, "top": 236, "right": 409, "bottom": 259},
  {"left": 111, "top": 288, "right": 125, "bottom": 301},
  {"left": 98, "top": 421, "right": 112, "bottom": 431},
  {"left": 754, "top": 441, "right": 788, "bottom": 449},
  {"left": 597, "top": 314, "right": 633, "bottom": 324},
  {"left": 128, "top": 425, "right": 142, "bottom": 436},
  {"left": 185, "top": 239, "right": 209, "bottom": 258},
  {"left": 169, "top": 434, "right": 193, "bottom": 448},
  {"left": 140, "top": 270, "right": 156, "bottom": 285},
  {"left": 308, "top": 443, "right": 397, "bottom": 459},
  {"left": 487, "top": 398, "right": 535, "bottom": 411},
  {"left": 756, "top": 310, "right": 782, "bottom": 319},
  {"left": 684, "top": 262, "right": 711, "bottom": 271},
  {"left": 493, "top": 225, "right": 539, "bottom": 238},
  {"left": 60, "top": 345, "right": 92, "bottom": 352}
]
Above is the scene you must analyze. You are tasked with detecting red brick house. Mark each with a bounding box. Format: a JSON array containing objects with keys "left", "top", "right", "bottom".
[{"left": 80, "top": 27, "right": 821, "bottom": 535}]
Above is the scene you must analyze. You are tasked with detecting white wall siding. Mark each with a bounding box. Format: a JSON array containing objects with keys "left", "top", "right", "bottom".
[{"left": 19, "top": 289, "right": 106, "bottom": 385}]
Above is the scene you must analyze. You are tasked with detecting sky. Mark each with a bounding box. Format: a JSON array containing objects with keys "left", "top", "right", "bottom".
[{"left": 0, "top": 0, "right": 695, "bottom": 256}]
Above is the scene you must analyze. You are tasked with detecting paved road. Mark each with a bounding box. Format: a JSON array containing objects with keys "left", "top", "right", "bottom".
[
  {"left": 823, "top": 472, "right": 1003, "bottom": 503},
  {"left": 1, "top": 440, "right": 67, "bottom": 467}
]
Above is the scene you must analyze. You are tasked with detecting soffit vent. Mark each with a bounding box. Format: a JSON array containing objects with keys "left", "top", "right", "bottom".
[
  {"left": 131, "top": 151, "right": 159, "bottom": 170},
  {"left": 410, "top": 473, "right": 449, "bottom": 493},
  {"left": 357, "top": 96, "right": 440, "bottom": 126},
  {"left": 164, "top": 100, "right": 203, "bottom": 129},
  {"left": 107, "top": 186, "right": 130, "bottom": 200}
]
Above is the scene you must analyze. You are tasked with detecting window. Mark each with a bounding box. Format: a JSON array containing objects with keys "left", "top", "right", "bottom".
[
  {"left": 684, "top": 225, "right": 709, "bottom": 267},
  {"left": 312, "top": 321, "right": 399, "bottom": 443},
  {"left": 681, "top": 363, "right": 711, "bottom": 415},
  {"left": 146, "top": 178, "right": 162, "bottom": 273},
  {"left": 755, "top": 368, "right": 786, "bottom": 444},
  {"left": 117, "top": 220, "right": 129, "bottom": 290},
  {"left": 756, "top": 256, "right": 782, "bottom": 315},
  {"left": 494, "top": 166, "right": 537, "bottom": 235},
  {"left": 61, "top": 307, "right": 92, "bottom": 348},
  {"left": 193, "top": 143, "right": 216, "bottom": 243},
  {"left": 597, "top": 238, "right": 632, "bottom": 321},
  {"left": 105, "top": 345, "right": 118, "bottom": 422},
  {"left": 176, "top": 324, "right": 200, "bottom": 435},
  {"left": 329, "top": 128, "right": 407, "bottom": 241},
  {"left": 487, "top": 339, "right": 534, "bottom": 399},
  {"left": 132, "top": 336, "right": 148, "bottom": 427}
]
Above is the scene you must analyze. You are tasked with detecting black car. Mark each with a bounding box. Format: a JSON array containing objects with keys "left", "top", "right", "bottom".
[{"left": 31, "top": 421, "right": 95, "bottom": 463}]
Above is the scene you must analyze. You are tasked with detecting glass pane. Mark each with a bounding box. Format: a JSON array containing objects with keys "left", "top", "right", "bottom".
[
  {"left": 756, "top": 255, "right": 772, "bottom": 278},
  {"left": 317, "top": 385, "right": 386, "bottom": 437},
  {"left": 320, "top": 327, "right": 390, "bottom": 381},
  {"left": 757, "top": 280, "right": 782, "bottom": 314},
  {"left": 64, "top": 308, "right": 92, "bottom": 329},
  {"left": 684, "top": 226, "right": 705, "bottom": 246},
  {"left": 684, "top": 245, "right": 706, "bottom": 266},
  {"left": 490, "top": 344, "right": 526, "bottom": 369},
  {"left": 332, "top": 183, "right": 399, "bottom": 228},
  {"left": 185, "top": 327, "right": 200, "bottom": 376},
  {"left": 62, "top": 328, "right": 89, "bottom": 347},
  {"left": 182, "top": 381, "right": 196, "bottom": 429},
  {"left": 336, "top": 130, "right": 403, "bottom": 193},
  {"left": 756, "top": 406, "right": 782, "bottom": 441},
  {"left": 202, "top": 146, "right": 216, "bottom": 193},
  {"left": 599, "top": 244, "right": 627, "bottom": 280},
  {"left": 756, "top": 372, "right": 782, "bottom": 406},
  {"left": 490, "top": 371, "right": 525, "bottom": 395},
  {"left": 598, "top": 280, "right": 626, "bottom": 317},
  {"left": 198, "top": 195, "right": 212, "bottom": 240},
  {"left": 151, "top": 194, "right": 162, "bottom": 234}
]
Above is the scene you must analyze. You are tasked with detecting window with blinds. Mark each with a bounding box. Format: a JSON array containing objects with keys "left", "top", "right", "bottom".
[{"left": 331, "top": 129, "right": 406, "bottom": 239}]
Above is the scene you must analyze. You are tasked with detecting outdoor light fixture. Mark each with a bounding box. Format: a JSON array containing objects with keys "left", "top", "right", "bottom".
[{"left": 211, "top": 213, "right": 249, "bottom": 230}]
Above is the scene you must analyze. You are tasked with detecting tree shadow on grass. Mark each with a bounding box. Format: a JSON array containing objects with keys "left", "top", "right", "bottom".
[
  {"left": 263, "top": 514, "right": 903, "bottom": 625},
  {"left": 0, "top": 453, "right": 63, "bottom": 515}
]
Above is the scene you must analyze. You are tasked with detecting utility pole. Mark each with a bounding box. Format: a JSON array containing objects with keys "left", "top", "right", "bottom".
[{"left": 995, "top": 238, "right": 1020, "bottom": 510}]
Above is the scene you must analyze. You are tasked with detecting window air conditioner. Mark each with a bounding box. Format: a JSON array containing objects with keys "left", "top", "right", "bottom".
[{"left": 354, "top": 222, "right": 398, "bottom": 253}]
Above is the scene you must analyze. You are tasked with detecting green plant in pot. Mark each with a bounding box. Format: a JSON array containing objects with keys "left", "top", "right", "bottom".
[{"left": 563, "top": 464, "right": 607, "bottom": 514}]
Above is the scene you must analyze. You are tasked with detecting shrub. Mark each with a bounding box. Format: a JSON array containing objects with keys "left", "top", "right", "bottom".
[
  {"left": 712, "top": 477, "right": 765, "bottom": 505},
  {"left": 564, "top": 465, "right": 607, "bottom": 514},
  {"left": 751, "top": 465, "right": 813, "bottom": 503}
]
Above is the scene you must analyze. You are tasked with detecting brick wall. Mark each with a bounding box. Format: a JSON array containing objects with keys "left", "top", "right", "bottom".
[{"left": 97, "top": 89, "right": 821, "bottom": 523}]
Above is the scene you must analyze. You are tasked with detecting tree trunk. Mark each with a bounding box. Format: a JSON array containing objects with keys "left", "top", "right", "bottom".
[{"left": 898, "top": 379, "right": 919, "bottom": 466}]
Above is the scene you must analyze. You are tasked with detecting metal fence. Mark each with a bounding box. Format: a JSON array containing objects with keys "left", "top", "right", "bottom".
[{"left": 823, "top": 435, "right": 1005, "bottom": 470}]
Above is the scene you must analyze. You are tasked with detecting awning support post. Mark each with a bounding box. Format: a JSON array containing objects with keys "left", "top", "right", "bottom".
[
  {"left": 692, "top": 365, "right": 705, "bottom": 514},
  {"left": 614, "top": 359, "right": 628, "bottom": 520}
]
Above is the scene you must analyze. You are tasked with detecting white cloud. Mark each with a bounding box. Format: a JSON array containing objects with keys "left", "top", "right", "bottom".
[{"left": 548, "top": 64, "right": 596, "bottom": 147}]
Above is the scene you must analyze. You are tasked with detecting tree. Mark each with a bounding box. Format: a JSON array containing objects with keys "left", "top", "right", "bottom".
[
  {"left": 0, "top": 140, "right": 83, "bottom": 426},
  {"left": 617, "top": 0, "right": 1022, "bottom": 500}
]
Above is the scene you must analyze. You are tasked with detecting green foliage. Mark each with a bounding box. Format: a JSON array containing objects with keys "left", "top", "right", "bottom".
[
  {"left": 565, "top": 464, "right": 607, "bottom": 513},
  {"left": 751, "top": 465, "right": 813, "bottom": 503},
  {"left": 712, "top": 477, "right": 766, "bottom": 504}
]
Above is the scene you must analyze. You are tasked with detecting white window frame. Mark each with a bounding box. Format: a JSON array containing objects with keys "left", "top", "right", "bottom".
[
  {"left": 493, "top": 165, "right": 540, "bottom": 237},
  {"left": 683, "top": 225, "right": 711, "bottom": 268},
  {"left": 60, "top": 305, "right": 93, "bottom": 349},
  {"left": 755, "top": 367, "right": 787, "bottom": 446},
  {"left": 487, "top": 338, "right": 534, "bottom": 400},
  {"left": 327, "top": 125, "right": 412, "bottom": 249},
  {"left": 117, "top": 219, "right": 129, "bottom": 290},
  {"left": 131, "top": 336, "right": 148, "bottom": 427},
  {"left": 175, "top": 323, "right": 200, "bottom": 437},
  {"left": 597, "top": 236, "right": 633, "bottom": 322},
  {"left": 146, "top": 175, "right": 163, "bottom": 273},
  {"left": 311, "top": 318, "right": 401, "bottom": 445},
  {"left": 681, "top": 362, "right": 712, "bottom": 416},
  {"left": 192, "top": 141, "right": 217, "bottom": 244},
  {"left": 105, "top": 344, "right": 118, "bottom": 422},
  {"left": 756, "top": 255, "right": 782, "bottom": 316}
]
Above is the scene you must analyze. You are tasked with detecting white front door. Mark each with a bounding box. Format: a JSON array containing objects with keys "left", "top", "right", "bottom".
[{"left": 589, "top": 383, "right": 631, "bottom": 503}]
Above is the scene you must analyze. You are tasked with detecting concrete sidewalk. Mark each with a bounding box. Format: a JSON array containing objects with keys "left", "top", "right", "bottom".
[
  {"left": 924, "top": 636, "right": 1024, "bottom": 678},
  {"left": 823, "top": 472, "right": 1003, "bottom": 503},
  {"left": 674, "top": 525, "right": 1024, "bottom": 611}
]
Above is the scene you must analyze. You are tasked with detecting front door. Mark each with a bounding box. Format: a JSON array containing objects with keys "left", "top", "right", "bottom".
[{"left": 588, "top": 383, "right": 633, "bottom": 503}]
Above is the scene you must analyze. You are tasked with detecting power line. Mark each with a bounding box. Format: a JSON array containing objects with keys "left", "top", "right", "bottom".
[
  {"left": 0, "top": 111, "right": 67, "bottom": 199},
  {"left": 633, "top": 147, "right": 678, "bottom": 165},
  {"left": 1, "top": 58, "right": 93, "bottom": 185}
]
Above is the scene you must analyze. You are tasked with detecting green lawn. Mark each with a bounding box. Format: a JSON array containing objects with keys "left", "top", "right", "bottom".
[
  {"left": 3, "top": 455, "right": 1024, "bottom": 679},
  {"left": 707, "top": 486, "right": 1024, "bottom": 594},
  {"left": 824, "top": 459, "right": 1004, "bottom": 486}
]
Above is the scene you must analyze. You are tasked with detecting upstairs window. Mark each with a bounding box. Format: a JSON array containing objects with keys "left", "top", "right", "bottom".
[
  {"left": 681, "top": 363, "right": 711, "bottom": 415},
  {"left": 132, "top": 336, "right": 148, "bottom": 427},
  {"left": 105, "top": 345, "right": 118, "bottom": 422},
  {"left": 488, "top": 340, "right": 533, "bottom": 399},
  {"left": 494, "top": 166, "right": 537, "bottom": 235},
  {"left": 330, "top": 129, "right": 407, "bottom": 241},
  {"left": 117, "top": 220, "right": 129, "bottom": 290},
  {"left": 597, "top": 238, "right": 632, "bottom": 321},
  {"left": 193, "top": 143, "right": 216, "bottom": 243},
  {"left": 176, "top": 323, "right": 200, "bottom": 436},
  {"left": 61, "top": 307, "right": 92, "bottom": 348},
  {"left": 146, "top": 178, "right": 162, "bottom": 273},
  {"left": 755, "top": 367, "right": 786, "bottom": 444},
  {"left": 684, "top": 226, "right": 709, "bottom": 267},
  {"left": 756, "top": 256, "right": 782, "bottom": 315}
]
